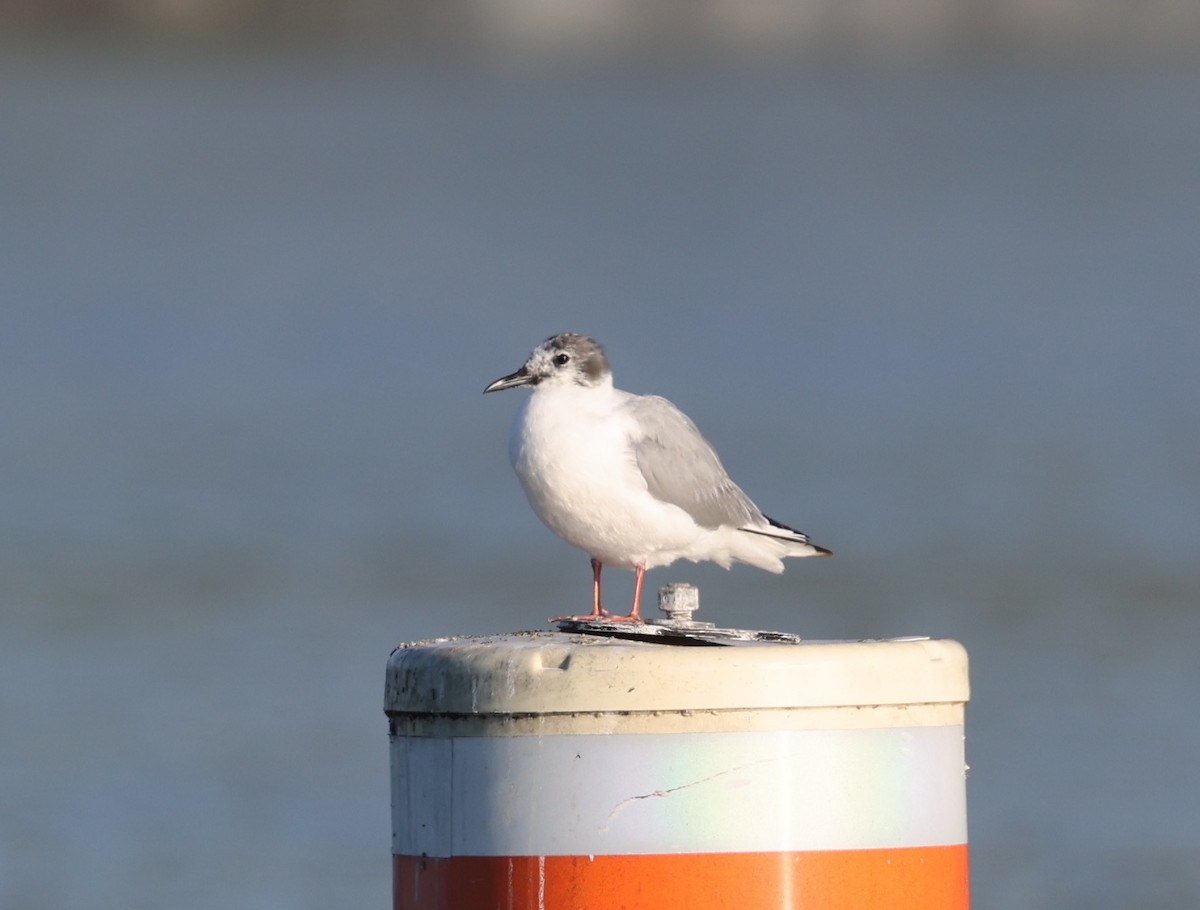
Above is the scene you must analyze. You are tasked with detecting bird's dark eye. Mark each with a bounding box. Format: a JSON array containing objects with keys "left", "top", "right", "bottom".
[{"left": 553, "top": 353, "right": 570, "bottom": 366}]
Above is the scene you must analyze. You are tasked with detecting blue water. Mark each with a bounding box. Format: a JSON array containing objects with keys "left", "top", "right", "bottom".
[{"left": 2, "top": 44, "right": 1198, "bottom": 908}]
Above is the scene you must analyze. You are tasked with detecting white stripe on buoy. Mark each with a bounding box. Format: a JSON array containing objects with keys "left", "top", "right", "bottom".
[{"left": 392, "top": 725, "right": 965, "bottom": 858}]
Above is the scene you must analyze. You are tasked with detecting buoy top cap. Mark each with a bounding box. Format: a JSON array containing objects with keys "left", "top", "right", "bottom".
[{"left": 385, "top": 633, "right": 968, "bottom": 716}]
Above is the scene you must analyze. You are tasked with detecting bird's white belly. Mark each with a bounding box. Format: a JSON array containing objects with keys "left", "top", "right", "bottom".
[{"left": 509, "top": 396, "right": 700, "bottom": 568}]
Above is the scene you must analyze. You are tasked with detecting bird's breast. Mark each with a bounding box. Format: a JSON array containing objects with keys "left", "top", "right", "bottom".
[
  {"left": 506, "top": 390, "right": 699, "bottom": 565},
  {"left": 510, "top": 392, "right": 633, "bottom": 510}
]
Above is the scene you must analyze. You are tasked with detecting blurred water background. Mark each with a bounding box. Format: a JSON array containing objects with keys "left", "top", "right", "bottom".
[{"left": 2, "top": 5, "right": 1199, "bottom": 908}]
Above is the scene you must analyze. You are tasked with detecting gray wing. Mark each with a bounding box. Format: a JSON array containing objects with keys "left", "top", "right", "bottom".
[{"left": 625, "top": 395, "right": 763, "bottom": 530}]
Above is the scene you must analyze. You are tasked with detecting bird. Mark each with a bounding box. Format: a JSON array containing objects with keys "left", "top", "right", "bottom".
[{"left": 483, "top": 333, "right": 831, "bottom": 623}]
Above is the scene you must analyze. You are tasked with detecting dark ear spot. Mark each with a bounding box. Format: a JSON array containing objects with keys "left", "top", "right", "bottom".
[{"left": 580, "top": 349, "right": 607, "bottom": 381}]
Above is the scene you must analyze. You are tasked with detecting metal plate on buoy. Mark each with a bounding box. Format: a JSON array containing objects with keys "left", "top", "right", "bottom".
[
  {"left": 553, "top": 581, "right": 810, "bottom": 646},
  {"left": 552, "top": 583, "right": 931, "bottom": 647},
  {"left": 553, "top": 618, "right": 805, "bottom": 646}
]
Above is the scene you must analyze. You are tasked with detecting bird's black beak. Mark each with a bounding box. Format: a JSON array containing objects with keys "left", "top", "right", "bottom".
[{"left": 483, "top": 366, "right": 533, "bottom": 394}]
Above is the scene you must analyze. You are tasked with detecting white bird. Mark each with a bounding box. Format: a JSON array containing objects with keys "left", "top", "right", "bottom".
[{"left": 484, "top": 333, "right": 831, "bottom": 623}]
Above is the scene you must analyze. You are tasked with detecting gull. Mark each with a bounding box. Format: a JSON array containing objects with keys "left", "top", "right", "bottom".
[{"left": 483, "top": 333, "right": 831, "bottom": 623}]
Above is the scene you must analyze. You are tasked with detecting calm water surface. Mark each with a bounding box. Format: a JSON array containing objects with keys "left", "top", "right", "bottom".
[{"left": 1, "top": 45, "right": 1198, "bottom": 909}]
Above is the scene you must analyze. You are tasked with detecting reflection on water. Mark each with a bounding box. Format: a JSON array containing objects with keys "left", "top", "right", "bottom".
[{"left": 2, "top": 45, "right": 1198, "bottom": 909}]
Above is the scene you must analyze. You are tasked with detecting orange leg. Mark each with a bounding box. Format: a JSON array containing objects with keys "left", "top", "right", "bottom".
[
  {"left": 550, "top": 558, "right": 611, "bottom": 622},
  {"left": 633, "top": 563, "right": 644, "bottom": 618},
  {"left": 600, "top": 563, "right": 646, "bottom": 624},
  {"left": 591, "top": 558, "right": 605, "bottom": 616}
]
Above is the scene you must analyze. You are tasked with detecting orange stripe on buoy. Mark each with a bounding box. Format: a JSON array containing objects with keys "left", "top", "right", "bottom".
[{"left": 394, "top": 844, "right": 969, "bottom": 910}]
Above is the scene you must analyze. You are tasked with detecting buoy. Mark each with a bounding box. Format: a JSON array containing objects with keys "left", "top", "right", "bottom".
[{"left": 386, "top": 590, "right": 969, "bottom": 909}]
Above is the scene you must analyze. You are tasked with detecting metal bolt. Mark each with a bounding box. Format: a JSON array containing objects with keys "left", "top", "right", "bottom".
[{"left": 656, "top": 583, "right": 700, "bottom": 624}]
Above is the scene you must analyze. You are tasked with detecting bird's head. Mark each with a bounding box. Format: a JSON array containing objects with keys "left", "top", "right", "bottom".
[{"left": 483, "top": 333, "right": 612, "bottom": 394}]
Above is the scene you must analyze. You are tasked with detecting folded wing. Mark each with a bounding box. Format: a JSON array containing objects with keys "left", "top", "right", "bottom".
[{"left": 626, "top": 395, "right": 764, "bottom": 530}]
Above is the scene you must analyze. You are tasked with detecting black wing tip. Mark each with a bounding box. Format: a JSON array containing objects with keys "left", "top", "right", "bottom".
[
  {"left": 764, "top": 514, "right": 796, "bottom": 531},
  {"left": 749, "top": 514, "right": 832, "bottom": 555}
]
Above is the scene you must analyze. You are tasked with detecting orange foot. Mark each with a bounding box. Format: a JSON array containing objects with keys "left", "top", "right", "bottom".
[
  {"left": 550, "top": 608, "right": 609, "bottom": 623},
  {"left": 550, "top": 610, "right": 644, "bottom": 624},
  {"left": 550, "top": 561, "right": 646, "bottom": 624}
]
